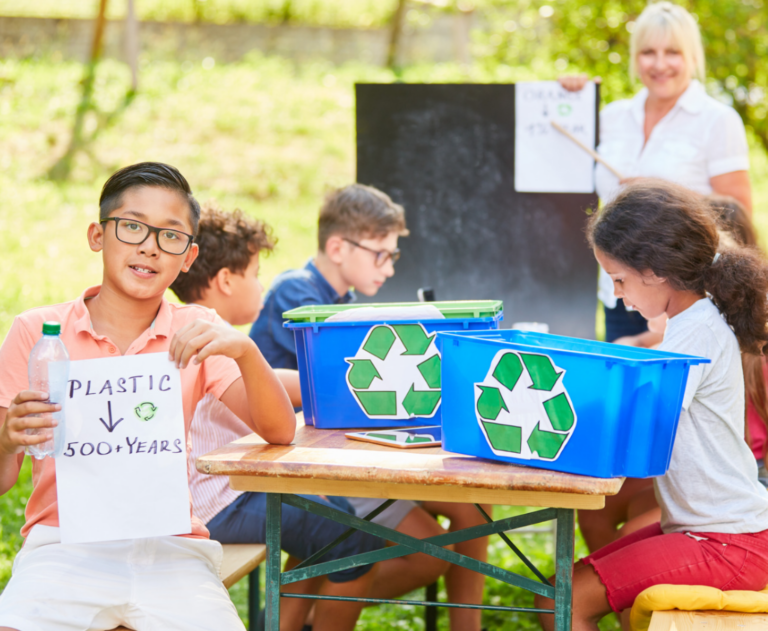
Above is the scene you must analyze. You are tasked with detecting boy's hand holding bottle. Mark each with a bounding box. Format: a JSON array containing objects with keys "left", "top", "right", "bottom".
[
  {"left": 0, "top": 321, "right": 69, "bottom": 458},
  {"left": 0, "top": 391, "right": 61, "bottom": 456}
]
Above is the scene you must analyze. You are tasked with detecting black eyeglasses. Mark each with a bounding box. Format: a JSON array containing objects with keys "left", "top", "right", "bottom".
[
  {"left": 343, "top": 238, "right": 401, "bottom": 267},
  {"left": 100, "top": 217, "right": 194, "bottom": 256}
]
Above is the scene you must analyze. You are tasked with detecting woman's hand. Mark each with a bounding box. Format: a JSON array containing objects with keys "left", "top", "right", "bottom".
[
  {"left": 558, "top": 75, "right": 600, "bottom": 92},
  {"left": 0, "top": 391, "right": 59, "bottom": 456}
]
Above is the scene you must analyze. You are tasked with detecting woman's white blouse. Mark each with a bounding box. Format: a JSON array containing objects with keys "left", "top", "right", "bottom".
[{"left": 595, "top": 79, "right": 750, "bottom": 308}]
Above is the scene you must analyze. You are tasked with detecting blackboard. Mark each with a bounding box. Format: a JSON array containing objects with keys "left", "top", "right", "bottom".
[{"left": 355, "top": 83, "right": 600, "bottom": 339}]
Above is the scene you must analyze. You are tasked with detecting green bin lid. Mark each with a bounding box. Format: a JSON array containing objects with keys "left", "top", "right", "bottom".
[{"left": 283, "top": 300, "right": 503, "bottom": 323}]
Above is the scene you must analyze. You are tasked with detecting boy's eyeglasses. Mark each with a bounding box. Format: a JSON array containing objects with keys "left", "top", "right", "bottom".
[
  {"left": 343, "top": 238, "right": 400, "bottom": 267},
  {"left": 100, "top": 217, "right": 194, "bottom": 256}
]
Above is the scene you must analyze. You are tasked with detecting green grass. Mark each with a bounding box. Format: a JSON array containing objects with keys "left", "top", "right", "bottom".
[
  {"left": 221, "top": 508, "right": 622, "bottom": 630},
  {"left": 2, "top": 51, "right": 768, "bottom": 628}
]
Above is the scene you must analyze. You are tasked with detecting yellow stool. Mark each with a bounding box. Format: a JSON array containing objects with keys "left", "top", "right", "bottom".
[{"left": 630, "top": 584, "right": 768, "bottom": 631}]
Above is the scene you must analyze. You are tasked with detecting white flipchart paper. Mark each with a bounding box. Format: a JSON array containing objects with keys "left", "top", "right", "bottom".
[
  {"left": 514, "top": 81, "right": 597, "bottom": 193},
  {"left": 56, "top": 353, "right": 191, "bottom": 544}
]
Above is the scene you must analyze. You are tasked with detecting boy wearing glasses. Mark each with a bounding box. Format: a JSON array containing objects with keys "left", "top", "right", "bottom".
[
  {"left": 249, "top": 185, "right": 490, "bottom": 631},
  {"left": 249, "top": 183, "right": 406, "bottom": 369},
  {"left": 0, "top": 162, "right": 295, "bottom": 631}
]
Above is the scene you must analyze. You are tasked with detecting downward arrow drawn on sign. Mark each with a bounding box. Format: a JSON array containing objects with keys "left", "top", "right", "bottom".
[{"left": 99, "top": 400, "right": 124, "bottom": 433}]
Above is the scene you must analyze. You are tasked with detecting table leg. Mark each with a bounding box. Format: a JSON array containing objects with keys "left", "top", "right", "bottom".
[
  {"left": 265, "top": 493, "right": 282, "bottom": 631},
  {"left": 554, "top": 508, "right": 574, "bottom": 631},
  {"left": 425, "top": 582, "right": 438, "bottom": 631},
  {"left": 248, "top": 566, "right": 260, "bottom": 630}
]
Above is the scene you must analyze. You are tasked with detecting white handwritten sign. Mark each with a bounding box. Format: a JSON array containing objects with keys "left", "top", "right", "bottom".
[
  {"left": 56, "top": 353, "right": 191, "bottom": 544},
  {"left": 514, "top": 81, "right": 597, "bottom": 193}
]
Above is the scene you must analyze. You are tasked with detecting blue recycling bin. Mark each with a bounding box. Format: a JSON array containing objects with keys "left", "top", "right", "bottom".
[
  {"left": 437, "top": 329, "right": 709, "bottom": 478},
  {"left": 284, "top": 301, "right": 503, "bottom": 429}
]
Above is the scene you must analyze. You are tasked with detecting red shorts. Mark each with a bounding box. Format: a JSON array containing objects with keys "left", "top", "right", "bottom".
[{"left": 583, "top": 522, "right": 768, "bottom": 612}]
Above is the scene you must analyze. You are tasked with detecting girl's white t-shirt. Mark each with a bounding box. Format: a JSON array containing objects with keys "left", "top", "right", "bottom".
[
  {"left": 595, "top": 80, "right": 750, "bottom": 308},
  {"left": 656, "top": 298, "right": 768, "bottom": 534}
]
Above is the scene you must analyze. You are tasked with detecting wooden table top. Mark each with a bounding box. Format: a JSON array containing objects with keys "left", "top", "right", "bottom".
[{"left": 197, "top": 417, "right": 623, "bottom": 509}]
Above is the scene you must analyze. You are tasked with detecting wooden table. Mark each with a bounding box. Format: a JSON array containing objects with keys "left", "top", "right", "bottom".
[{"left": 198, "top": 419, "right": 623, "bottom": 631}]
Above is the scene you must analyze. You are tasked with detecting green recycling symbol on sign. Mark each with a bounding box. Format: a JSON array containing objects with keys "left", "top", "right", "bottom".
[
  {"left": 134, "top": 401, "right": 158, "bottom": 422},
  {"left": 345, "top": 323, "right": 441, "bottom": 419},
  {"left": 474, "top": 350, "right": 577, "bottom": 461}
]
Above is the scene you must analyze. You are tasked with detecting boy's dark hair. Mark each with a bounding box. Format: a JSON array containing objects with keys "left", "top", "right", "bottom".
[
  {"left": 99, "top": 162, "right": 201, "bottom": 234},
  {"left": 587, "top": 180, "right": 768, "bottom": 356},
  {"left": 170, "top": 202, "right": 275, "bottom": 304},
  {"left": 318, "top": 184, "right": 408, "bottom": 251}
]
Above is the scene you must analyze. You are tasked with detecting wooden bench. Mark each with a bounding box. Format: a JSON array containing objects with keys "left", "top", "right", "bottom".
[
  {"left": 649, "top": 609, "right": 768, "bottom": 630},
  {"left": 110, "top": 543, "right": 266, "bottom": 631}
]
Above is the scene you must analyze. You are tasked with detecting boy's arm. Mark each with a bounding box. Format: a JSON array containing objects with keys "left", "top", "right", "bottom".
[
  {"left": 0, "top": 394, "right": 59, "bottom": 495},
  {"left": 275, "top": 369, "right": 301, "bottom": 407},
  {"left": 169, "top": 319, "right": 295, "bottom": 445}
]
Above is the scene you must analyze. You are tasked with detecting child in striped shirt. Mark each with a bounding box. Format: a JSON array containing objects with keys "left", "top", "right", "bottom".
[{"left": 170, "top": 203, "right": 387, "bottom": 631}]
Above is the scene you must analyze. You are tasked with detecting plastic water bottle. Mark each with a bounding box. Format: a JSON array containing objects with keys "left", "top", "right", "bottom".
[{"left": 26, "top": 321, "right": 70, "bottom": 460}]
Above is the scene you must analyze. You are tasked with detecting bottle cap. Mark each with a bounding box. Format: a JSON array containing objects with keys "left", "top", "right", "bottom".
[{"left": 42, "top": 321, "right": 61, "bottom": 335}]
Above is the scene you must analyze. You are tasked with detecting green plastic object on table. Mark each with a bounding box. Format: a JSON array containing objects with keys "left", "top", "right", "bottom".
[{"left": 282, "top": 300, "right": 504, "bottom": 323}]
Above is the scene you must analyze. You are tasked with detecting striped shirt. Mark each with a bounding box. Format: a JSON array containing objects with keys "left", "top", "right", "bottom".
[{"left": 188, "top": 393, "right": 246, "bottom": 525}]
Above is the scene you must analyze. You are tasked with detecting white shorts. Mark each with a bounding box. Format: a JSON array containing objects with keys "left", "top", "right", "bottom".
[{"left": 0, "top": 526, "right": 245, "bottom": 631}]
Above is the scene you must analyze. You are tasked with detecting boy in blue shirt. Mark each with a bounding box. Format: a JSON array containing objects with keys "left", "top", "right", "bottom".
[
  {"left": 250, "top": 184, "right": 489, "bottom": 631},
  {"left": 250, "top": 184, "right": 405, "bottom": 369}
]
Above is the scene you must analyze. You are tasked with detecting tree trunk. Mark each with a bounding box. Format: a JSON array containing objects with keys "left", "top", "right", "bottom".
[
  {"left": 49, "top": 0, "right": 110, "bottom": 180},
  {"left": 387, "top": 0, "right": 408, "bottom": 70},
  {"left": 126, "top": 0, "right": 139, "bottom": 92}
]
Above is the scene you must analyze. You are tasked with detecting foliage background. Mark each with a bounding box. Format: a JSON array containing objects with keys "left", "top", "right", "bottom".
[{"left": 1, "top": 1, "right": 767, "bottom": 628}]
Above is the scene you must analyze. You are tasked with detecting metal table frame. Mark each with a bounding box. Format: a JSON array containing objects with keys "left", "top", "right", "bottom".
[{"left": 263, "top": 494, "right": 574, "bottom": 631}]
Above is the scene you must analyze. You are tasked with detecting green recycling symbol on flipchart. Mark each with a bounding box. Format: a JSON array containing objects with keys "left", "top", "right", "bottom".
[
  {"left": 345, "top": 324, "right": 441, "bottom": 419},
  {"left": 474, "top": 350, "right": 577, "bottom": 461}
]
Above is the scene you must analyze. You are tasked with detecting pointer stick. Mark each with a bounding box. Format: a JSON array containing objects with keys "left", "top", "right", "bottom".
[{"left": 550, "top": 120, "right": 625, "bottom": 181}]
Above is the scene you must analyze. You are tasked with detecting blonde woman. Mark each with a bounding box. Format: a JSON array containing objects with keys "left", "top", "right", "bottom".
[
  {"left": 558, "top": 0, "right": 754, "bottom": 586},
  {"left": 562, "top": 1, "right": 752, "bottom": 348}
]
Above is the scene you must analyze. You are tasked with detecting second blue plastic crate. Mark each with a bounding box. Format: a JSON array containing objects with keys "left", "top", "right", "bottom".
[{"left": 437, "top": 330, "right": 709, "bottom": 478}]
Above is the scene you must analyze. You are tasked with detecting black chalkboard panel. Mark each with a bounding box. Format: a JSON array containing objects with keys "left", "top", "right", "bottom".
[{"left": 355, "top": 83, "right": 599, "bottom": 339}]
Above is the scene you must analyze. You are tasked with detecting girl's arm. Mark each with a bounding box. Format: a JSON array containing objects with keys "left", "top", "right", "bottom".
[
  {"left": 613, "top": 330, "right": 664, "bottom": 348},
  {"left": 275, "top": 369, "right": 302, "bottom": 408}
]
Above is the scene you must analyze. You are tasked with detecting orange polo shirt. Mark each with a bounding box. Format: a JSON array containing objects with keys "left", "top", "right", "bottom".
[{"left": 0, "top": 286, "right": 242, "bottom": 540}]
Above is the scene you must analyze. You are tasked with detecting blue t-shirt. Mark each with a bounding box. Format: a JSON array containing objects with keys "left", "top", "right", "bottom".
[{"left": 249, "top": 259, "right": 354, "bottom": 369}]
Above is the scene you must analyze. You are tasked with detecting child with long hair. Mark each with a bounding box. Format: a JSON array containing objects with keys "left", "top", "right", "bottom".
[
  {"left": 536, "top": 181, "right": 768, "bottom": 630},
  {"left": 579, "top": 194, "right": 768, "bottom": 555},
  {"left": 710, "top": 194, "right": 768, "bottom": 485}
]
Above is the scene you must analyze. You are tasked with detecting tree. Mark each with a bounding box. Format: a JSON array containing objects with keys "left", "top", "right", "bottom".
[
  {"left": 49, "top": 0, "right": 138, "bottom": 180},
  {"left": 477, "top": 0, "right": 768, "bottom": 153}
]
